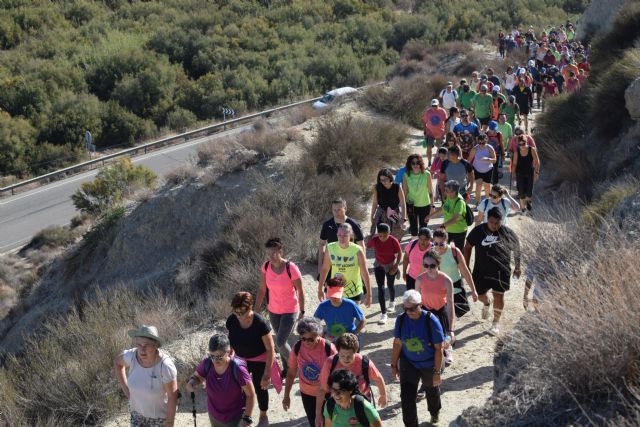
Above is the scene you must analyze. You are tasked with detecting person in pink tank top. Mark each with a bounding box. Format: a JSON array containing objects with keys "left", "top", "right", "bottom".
[{"left": 415, "top": 249, "right": 455, "bottom": 366}]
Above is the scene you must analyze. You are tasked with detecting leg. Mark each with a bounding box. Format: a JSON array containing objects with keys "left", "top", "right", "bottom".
[
  {"left": 268, "top": 312, "right": 283, "bottom": 366},
  {"left": 416, "top": 205, "right": 430, "bottom": 227},
  {"left": 408, "top": 210, "right": 418, "bottom": 236},
  {"left": 399, "top": 358, "right": 421, "bottom": 427},
  {"left": 419, "top": 368, "right": 442, "bottom": 417},
  {"left": 492, "top": 291, "right": 505, "bottom": 324},
  {"left": 386, "top": 270, "right": 396, "bottom": 305},
  {"left": 474, "top": 178, "right": 482, "bottom": 203},
  {"left": 483, "top": 182, "right": 491, "bottom": 201},
  {"left": 406, "top": 275, "right": 416, "bottom": 290},
  {"left": 272, "top": 312, "right": 296, "bottom": 369},
  {"left": 301, "top": 393, "right": 317, "bottom": 426},
  {"left": 246, "top": 361, "right": 269, "bottom": 415},
  {"left": 448, "top": 232, "right": 466, "bottom": 253},
  {"left": 374, "top": 266, "right": 387, "bottom": 313},
  {"left": 426, "top": 145, "right": 433, "bottom": 167}
]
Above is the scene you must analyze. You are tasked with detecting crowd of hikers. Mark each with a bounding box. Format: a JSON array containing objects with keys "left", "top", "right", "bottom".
[{"left": 113, "top": 23, "right": 587, "bottom": 427}]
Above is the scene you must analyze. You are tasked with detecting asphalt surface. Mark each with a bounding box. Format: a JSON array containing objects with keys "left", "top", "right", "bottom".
[{"left": 0, "top": 124, "right": 252, "bottom": 253}]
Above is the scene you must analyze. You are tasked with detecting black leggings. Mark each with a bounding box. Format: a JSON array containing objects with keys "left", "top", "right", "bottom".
[
  {"left": 301, "top": 392, "right": 317, "bottom": 426},
  {"left": 374, "top": 266, "right": 396, "bottom": 313},
  {"left": 406, "top": 275, "right": 416, "bottom": 290},
  {"left": 447, "top": 231, "right": 467, "bottom": 252},
  {"left": 246, "top": 360, "right": 269, "bottom": 411},
  {"left": 408, "top": 205, "right": 431, "bottom": 236}
]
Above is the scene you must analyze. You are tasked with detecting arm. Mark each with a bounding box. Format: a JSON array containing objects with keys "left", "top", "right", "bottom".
[
  {"left": 442, "top": 213, "right": 461, "bottom": 229},
  {"left": 426, "top": 173, "right": 434, "bottom": 207},
  {"left": 475, "top": 209, "right": 484, "bottom": 226},
  {"left": 317, "top": 240, "right": 327, "bottom": 275},
  {"left": 444, "top": 277, "right": 455, "bottom": 333},
  {"left": 255, "top": 271, "right": 268, "bottom": 313},
  {"left": 355, "top": 316, "right": 367, "bottom": 333},
  {"left": 293, "top": 278, "right": 305, "bottom": 319},
  {"left": 260, "top": 333, "right": 276, "bottom": 389},
  {"left": 390, "top": 338, "right": 403, "bottom": 381},
  {"left": 466, "top": 169, "right": 475, "bottom": 195},
  {"left": 390, "top": 248, "right": 402, "bottom": 275},
  {"left": 241, "top": 382, "right": 256, "bottom": 423},
  {"left": 455, "top": 247, "right": 477, "bottom": 301},
  {"left": 370, "top": 187, "right": 378, "bottom": 223},
  {"left": 532, "top": 148, "right": 541, "bottom": 181},
  {"left": 487, "top": 145, "right": 497, "bottom": 164},
  {"left": 467, "top": 147, "right": 476, "bottom": 165},
  {"left": 512, "top": 232, "right": 521, "bottom": 278},
  {"left": 433, "top": 343, "right": 443, "bottom": 386},
  {"left": 282, "top": 354, "right": 297, "bottom": 410},
  {"left": 163, "top": 380, "right": 179, "bottom": 427},
  {"left": 438, "top": 173, "right": 446, "bottom": 199},
  {"left": 402, "top": 175, "right": 409, "bottom": 203},
  {"left": 398, "top": 185, "right": 407, "bottom": 220},
  {"left": 373, "top": 371, "right": 388, "bottom": 407},
  {"left": 318, "top": 250, "right": 331, "bottom": 301},
  {"left": 402, "top": 250, "right": 409, "bottom": 280},
  {"left": 357, "top": 249, "right": 372, "bottom": 307},
  {"left": 113, "top": 354, "right": 130, "bottom": 399},
  {"left": 511, "top": 150, "right": 518, "bottom": 177},
  {"left": 504, "top": 190, "right": 520, "bottom": 210},
  {"left": 463, "top": 241, "right": 473, "bottom": 266},
  {"left": 185, "top": 371, "right": 205, "bottom": 393}
]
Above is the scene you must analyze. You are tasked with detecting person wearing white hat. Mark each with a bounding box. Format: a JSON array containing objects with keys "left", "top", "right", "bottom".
[
  {"left": 439, "top": 82, "right": 458, "bottom": 111},
  {"left": 114, "top": 325, "right": 178, "bottom": 427}
]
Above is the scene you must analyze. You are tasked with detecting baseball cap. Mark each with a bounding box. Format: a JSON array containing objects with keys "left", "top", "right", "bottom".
[
  {"left": 431, "top": 99, "right": 439, "bottom": 106},
  {"left": 447, "top": 81, "right": 453, "bottom": 86},
  {"left": 488, "top": 121, "right": 498, "bottom": 131},
  {"left": 492, "top": 85, "right": 500, "bottom": 93},
  {"left": 480, "top": 84, "right": 488, "bottom": 91}
]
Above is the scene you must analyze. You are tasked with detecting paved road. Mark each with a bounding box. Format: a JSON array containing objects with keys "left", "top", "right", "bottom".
[{"left": 0, "top": 124, "right": 252, "bottom": 253}]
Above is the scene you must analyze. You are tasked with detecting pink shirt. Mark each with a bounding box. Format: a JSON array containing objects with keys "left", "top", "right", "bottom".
[
  {"left": 262, "top": 261, "right": 302, "bottom": 314},
  {"left": 404, "top": 240, "right": 433, "bottom": 279},
  {"left": 288, "top": 338, "right": 337, "bottom": 396},
  {"left": 508, "top": 134, "right": 536, "bottom": 155},
  {"left": 416, "top": 271, "right": 448, "bottom": 310},
  {"left": 319, "top": 353, "right": 383, "bottom": 396}
]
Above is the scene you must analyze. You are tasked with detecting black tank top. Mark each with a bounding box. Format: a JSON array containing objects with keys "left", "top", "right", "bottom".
[
  {"left": 516, "top": 148, "right": 534, "bottom": 175},
  {"left": 376, "top": 183, "right": 400, "bottom": 210}
]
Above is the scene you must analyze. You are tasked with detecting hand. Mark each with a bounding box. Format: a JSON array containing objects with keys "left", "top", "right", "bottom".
[
  {"left": 471, "top": 291, "right": 479, "bottom": 302},
  {"left": 391, "top": 364, "right": 399, "bottom": 381},
  {"left": 534, "top": 173, "right": 539, "bottom": 182},
  {"left": 282, "top": 395, "right": 291, "bottom": 411},
  {"left": 260, "top": 374, "right": 271, "bottom": 390},
  {"left": 365, "top": 293, "right": 372, "bottom": 308},
  {"left": 378, "top": 394, "right": 388, "bottom": 408},
  {"left": 239, "top": 421, "right": 251, "bottom": 427},
  {"left": 388, "top": 266, "right": 398, "bottom": 276},
  {"left": 185, "top": 381, "right": 195, "bottom": 394},
  {"left": 433, "top": 374, "right": 442, "bottom": 387},
  {"left": 298, "top": 311, "right": 305, "bottom": 321},
  {"left": 317, "top": 289, "right": 325, "bottom": 302},
  {"left": 513, "top": 267, "right": 521, "bottom": 278}
]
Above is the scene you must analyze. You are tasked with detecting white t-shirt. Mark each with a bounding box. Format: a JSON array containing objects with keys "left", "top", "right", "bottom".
[
  {"left": 123, "top": 348, "right": 177, "bottom": 419},
  {"left": 505, "top": 73, "right": 516, "bottom": 90},
  {"left": 439, "top": 89, "right": 458, "bottom": 110},
  {"left": 479, "top": 198, "right": 511, "bottom": 224}
]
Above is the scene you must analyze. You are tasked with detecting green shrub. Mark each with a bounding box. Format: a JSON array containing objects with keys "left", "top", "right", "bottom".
[
  {"left": 582, "top": 180, "right": 640, "bottom": 229},
  {"left": 99, "top": 101, "right": 156, "bottom": 148},
  {"left": 0, "top": 112, "right": 36, "bottom": 177},
  {"left": 71, "top": 158, "right": 157, "bottom": 215},
  {"left": 166, "top": 107, "right": 197, "bottom": 132},
  {"left": 24, "top": 226, "right": 78, "bottom": 252}
]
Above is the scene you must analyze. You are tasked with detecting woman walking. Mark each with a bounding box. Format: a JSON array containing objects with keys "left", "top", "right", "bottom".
[
  {"left": 114, "top": 325, "right": 178, "bottom": 427},
  {"left": 402, "top": 227, "right": 433, "bottom": 291},
  {"left": 227, "top": 292, "right": 279, "bottom": 427},
  {"left": 468, "top": 133, "right": 497, "bottom": 204},
  {"left": 511, "top": 135, "right": 540, "bottom": 212},
  {"left": 402, "top": 154, "right": 433, "bottom": 237},
  {"left": 323, "top": 369, "right": 382, "bottom": 427},
  {"left": 282, "top": 317, "right": 337, "bottom": 427},
  {"left": 255, "top": 237, "right": 305, "bottom": 377},
  {"left": 366, "top": 223, "right": 402, "bottom": 324},
  {"left": 186, "top": 334, "right": 256, "bottom": 427},
  {"left": 369, "top": 168, "right": 406, "bottom": 240}
]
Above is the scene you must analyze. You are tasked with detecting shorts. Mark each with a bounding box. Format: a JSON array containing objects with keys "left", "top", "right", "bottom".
[
  {"left": 516, "top": 173, "right": 534, "bottom": 198},
  {"left": 478, "top": 117, "right": 491, "bottom": 126},
  {"left": 347, "top": 293, "right": 363, "bottom": 303},
  {"left": 474, "top": 168, "right": 493, "bottom": 184},
  {"left": 474, "top": 274, "right": 510, "bottom": 295},
  {"left": 519, "top": 106, "right": 530, "bottom": 115},
  {"left": 424, "top": 135, "right": 441, "bottom": 148}
]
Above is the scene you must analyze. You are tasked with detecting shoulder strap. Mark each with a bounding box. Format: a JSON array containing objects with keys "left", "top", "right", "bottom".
[
  {"left": 353, "top": 395, "right": 371, "bottom": 427},
  {"left": 409, "top": 239, "right": 418, "bottom": 255},
  {"left": 361, "top": 355, "right": 370, "bottom": 388},
  {"left": 293, "top": 340, "right": 302, "bottom": 356},
  {"left": 203, "top": 356, "right": 212, "bottom": 378},
  {"left": 481, "top": 198, "right": 489, "bottom": 212},
  {"left": 324, "top": 341, "right": 332, "bottom": 357},
  {"left": 398, "top": 312, "right": 406, "bottom": 334},
  {"left": 501, "top": 198, "right": 507, "bottom": 210},
  {"left": 230, "top": 358, "right": 241, "bottom": 386},
  {"left": 330, "top": 354, "right": 339, "bottom": 374},
  {"left": 263, "top": 261, "right": 270, "bottom": 272},
  {"left": 450, "top": 242, "right": 459, "bottom": 264},
  {"left": 285, "top": 261, "right": 292, "bottom": 279},
  {"left": 325, "top": 397, "right": 336, "bottom": 418},
  {"left": 424, "top": 311, "right": 433, "bottom": 348}
]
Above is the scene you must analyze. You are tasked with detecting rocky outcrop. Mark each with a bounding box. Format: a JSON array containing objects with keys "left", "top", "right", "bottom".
[
  {"left": 625, "top": 77, "right": 640, "bottom": 121},
  {"left": 612, "top": 189, "right": 640, "bottom": 237},
  {"left": 576, "top": 0, "right": 632, "bottom": 38}
]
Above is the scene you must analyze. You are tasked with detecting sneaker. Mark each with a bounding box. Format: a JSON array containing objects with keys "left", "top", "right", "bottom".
[
  {"left": 430, "top": 414, "right": 440, "bottom": 425},
  {"left": 256, "top": 416, "right": 269, "bottom": 427},
  {"left": 444, "top": 348, "right": 454, "bottom": 365},
  {"left": 387, "top": 303, "right": 395, "bottom": 314},
  {"left": 378, "top": 313, "right": 388, "bottom": 325},
  {"left": 488, "top": 324, "right": 500, "bottom": 336},
  {"left": 482, "top": 299, "right": 492, "bottom": 320}
]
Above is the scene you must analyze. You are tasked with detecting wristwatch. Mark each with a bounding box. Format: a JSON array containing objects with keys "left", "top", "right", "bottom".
[
  {"left": 433, "top": 368, "right": 443, "bottom": 375},
  {"left": 242, "top": 415, "right": 253, "bottom": 425}
]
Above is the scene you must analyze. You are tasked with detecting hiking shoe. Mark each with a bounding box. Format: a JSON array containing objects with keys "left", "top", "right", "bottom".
[
  {"left": 444, "top": 348, "right": 454, "bottom": 365},
  {"left": 256, "top": 416, "right": 269, "bottom": 427},
  {"left": 430, "top": 414, "right": 440, "bottom": 425},
  {"left": 482, "top": 299, "right": 492, "bottom": 320},
  {"left": 387, "top": 302, "right": 395, "bottom": 314},
  {"left": 488, "top": 324, "right": 500, "bottom": 336},
  {"left": 378, "top": 313, "right": 388, "bottom": 325}
]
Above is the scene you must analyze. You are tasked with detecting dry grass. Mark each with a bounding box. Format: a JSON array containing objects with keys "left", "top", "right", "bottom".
[
  {"left": 236, "top": 128, "right": 299, "bottom": 160},
  {"left": 459, "top": 202, "right": 640, "bottom": 426},
  {"left": 164, "top": 160, "right": 201, "bottom": 186}
]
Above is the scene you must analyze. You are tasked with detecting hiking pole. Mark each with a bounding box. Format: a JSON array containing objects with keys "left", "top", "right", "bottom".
[{"left": 191, "top": 392, "right": 197, "bottom": 427}]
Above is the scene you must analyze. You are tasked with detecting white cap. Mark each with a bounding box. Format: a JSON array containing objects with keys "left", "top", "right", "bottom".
[{"left": 431, "top": 99, "right": 439, "bottom": 106}]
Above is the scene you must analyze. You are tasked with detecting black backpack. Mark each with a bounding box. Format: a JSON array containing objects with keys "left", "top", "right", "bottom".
[
  {"left": 397, "top": 311, "right": 434, "bottom": 348},
  {"left": 263, "top": 260, "right": 292, "bottom": 278},
  {"left": 324, "top": 394, "right": 370, "bottom": 427},
  {"left": 454, "top": 197, "right": 474, "bottom": 226},
  {"left": 328, "top": 353, "right": 375, "bottom": 407}
]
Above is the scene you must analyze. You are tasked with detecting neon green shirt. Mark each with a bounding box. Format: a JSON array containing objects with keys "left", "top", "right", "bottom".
[
  {"left": 323, "top": 397, "right": 379, "bottom": 426},
  {"left": 327, "top": 242, "right": 363, "bottom": 297},
  {"left": 406, "top": 172, "right": 431, "bottom": 207},
  {"left": 472, "top": 94, "right": 493, "bottom": 119},
  {"left": 443, "top": 195, "right": 468, "bottom": 233}
]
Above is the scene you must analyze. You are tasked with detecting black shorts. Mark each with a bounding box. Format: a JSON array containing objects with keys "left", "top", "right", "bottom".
[
  {"left": 474, "top": 274, "right": 510, "bottom": 294},
  {"left": 479, "top": 117, "right": 491, "bottom": 126},
  {"left": 347, "top": 293, "right": 363, "bottom": 303},
  {"left": 474, "top": 168, "right": 493, "bottom": 184},
  {"left": 516, "top": 173, "right": 534, "bottom": 198},
  {"left": 519, "top": 106, "right": 530, "bottom": 115}
]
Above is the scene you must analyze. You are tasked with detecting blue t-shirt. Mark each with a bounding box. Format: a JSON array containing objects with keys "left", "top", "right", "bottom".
[
  {"left": 394, "top": 166, "right": 407, "bottom": 184},
  {"left": 393, "top": 310, "right": 444, "bottom": 368},
  {"left": 314, "top": 298, "right": 364, "bottom": 340},
  {"left": 453, "top": 122, "right": 480, "bottom": 137}
]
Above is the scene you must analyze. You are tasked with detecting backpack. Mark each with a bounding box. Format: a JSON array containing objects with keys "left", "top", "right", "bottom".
[
  {"left": 263, "top": 260, "right": 292, "bottom": 279},
  {"left": 293, "top": 339, "right": 333, "bottom": 357},
  {"left": 450, "top": 242, "right": 459, "bottom": 264},
  {"left": 454, "top": 198, "right": 474, "bottom": 226},
  {"left": 408, "top": 239, "right": 419, "bottom": 256},
  {"left": 480, "top": 198, "right": 507, "bottom": 214},
  {"left": 329, "top": 354, "right": 375, "bottom": 407},
  {"left": 203, "top": 356, "right": 243, "bottom": 388},
  {"left": 397, "top": 311, "right": 434, "bottom": 348},
  {"left": 324, "top": 394, "right": 370, "bottom": 427},
  {"left": 130, "top": 350, "right": 182, "bottom": 399}
]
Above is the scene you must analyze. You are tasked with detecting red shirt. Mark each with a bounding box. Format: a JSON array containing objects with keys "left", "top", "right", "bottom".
[{"left": 366, "top": 235, "right": 401, "bottom": 265}]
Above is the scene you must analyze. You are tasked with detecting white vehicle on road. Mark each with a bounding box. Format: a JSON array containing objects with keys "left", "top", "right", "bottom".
[{"left": 312, "top": 86, "right": 358, "bottom": 109}]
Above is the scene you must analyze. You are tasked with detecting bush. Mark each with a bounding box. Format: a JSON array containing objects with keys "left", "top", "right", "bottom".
[
  {"left": 166, "top": 107, "right": 197, "bottom": 131},
  {"left": 582, "top": 180, "right": 640, "bottom": 229},
  {"left": 21, "top": 225, "right": 78, "bottom": 253},
  {"left": 236, "top": 129, "right": 296, "bottom": 160},
  {"left": 71, "top": 158, "right": 157, "bottom": 215}
]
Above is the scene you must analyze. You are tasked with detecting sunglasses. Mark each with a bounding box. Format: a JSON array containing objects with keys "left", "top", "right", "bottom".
[
  {"left": 432, "top": 241, "right": 446, "bottom": 247},
  {"left": 300, "top": 335, "right": 317, "bottom": 343},
  {"left": 411, "top": 161, "right": 421, "bottom": 166},
  {"left": 423, "top": 263, "right": 438, "bottom": 269},
  {"left": 403, "top": 304, "right": 421, "bottom": 312},
  {"left": 460, "top": 114, "right": 469, "bottom": 118},
  {"left": 330, "top": 387, "right": 348, "bottom": 395}
]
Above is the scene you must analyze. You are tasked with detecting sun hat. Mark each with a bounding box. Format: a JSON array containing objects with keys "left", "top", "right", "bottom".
[
  {"left": 128, "top": 325, "right": 163, "bottom": 346},
  {"left": 327, "top": 284, "right": 344, "bottom": 299}
]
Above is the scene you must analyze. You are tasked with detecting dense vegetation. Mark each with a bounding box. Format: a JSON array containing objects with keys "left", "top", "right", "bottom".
[{"left": 0, "top": 0, "right": 586, "bottom": 180}]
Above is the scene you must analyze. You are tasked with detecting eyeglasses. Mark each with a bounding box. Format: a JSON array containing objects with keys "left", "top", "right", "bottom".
[
  {"left": 411, "top": 161, "right": 421, "bottom": 166},
  {"left": 460, "top": 114, "right": 469, "bottom": 118},
  {"left": 432, "top": 241, "right": 446, "bottom": 247},
  {"left": 209, "top": 353, "right": 226, "bottom": 361},
  {"left": 518, "top": 143, "right": 526, "bottom": 147},
  {"left": 423, "top": 263, "right": 438, "bottom": 269},
  {"left": 403, "top": 304, "right": 421, "bottom": 312},
  {"left": 300, "top": 335, "right": 318, "bottom": 343}
]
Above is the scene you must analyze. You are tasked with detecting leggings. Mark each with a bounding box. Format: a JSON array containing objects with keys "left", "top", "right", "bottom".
[
  {"left": 301, "top": 392, "right": 318, "bottom": 426},
  {"left": 447, "top": 231, "right": 467, "bottom": 252},
  {"left": 268, "top": 311, "right": 297, "bottom": 369},
  {"left": 246, "top": 361, "right": 269, "bottom": 411},
  {"left": 408, "top": 205, "right": 432, "bottom": 236},
  {"left": 406, "top": 275, "right": 416, "bottom": 290},
  {"left": 374, "top": 266, "right": 396, "bottom": 313}
]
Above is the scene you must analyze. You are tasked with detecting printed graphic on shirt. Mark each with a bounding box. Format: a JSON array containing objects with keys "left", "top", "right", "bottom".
[
  {"left": 405, "top": 337, "right": 425, "bottom": 354},
  {"left": 301, "top": 362, "right": 321, "bottom": 382},
  {"left": 329, "top": 323, "right": 347, "bottom": 338}
]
